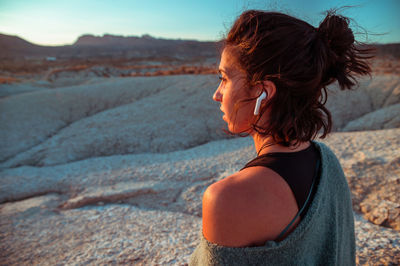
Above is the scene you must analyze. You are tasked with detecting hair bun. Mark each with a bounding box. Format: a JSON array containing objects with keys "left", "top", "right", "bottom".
[
  {"left": 317, "top": 11, "right": 354, "bottom": 57},
  {"left": 315, "top": 9, "right": 372, "bottom": 91}
]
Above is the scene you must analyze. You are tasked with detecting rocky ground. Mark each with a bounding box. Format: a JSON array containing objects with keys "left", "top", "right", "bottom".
[{"left": 1, "top": 71, "right": 399, "bottom": 265}]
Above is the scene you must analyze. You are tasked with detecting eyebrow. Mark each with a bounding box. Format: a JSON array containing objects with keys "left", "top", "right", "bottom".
[
  {"left": 218, "top": 68, "right": 231, "bottom": 76},
  {"left": 219, "top": 67, "right": 245, "bottom": 80}
]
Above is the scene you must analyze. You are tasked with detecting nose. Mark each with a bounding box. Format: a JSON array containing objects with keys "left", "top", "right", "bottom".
[{"left": 213, "top": 83, "right": 223, "bottom": 102}]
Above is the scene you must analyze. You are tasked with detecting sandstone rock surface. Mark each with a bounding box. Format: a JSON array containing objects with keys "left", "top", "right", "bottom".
[
  {"left": 1, "top": 128, "right": 399, "bottom": 265},
  {"left": 2, "top": 74, "right": 400, "bottom": 168},
  {"left": 1, "top": 73, "right": 400, "bottom": 265},
  {"left": 0, "top": 75, "right": 226, "bottom": 167}
]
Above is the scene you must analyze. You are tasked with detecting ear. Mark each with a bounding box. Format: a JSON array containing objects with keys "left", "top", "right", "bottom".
[
  {"left": 261, "top": 80, "right": 276, "bottom": 100},
  {"left": 253, "top": 80, "right": 276, "bottom": 100}
]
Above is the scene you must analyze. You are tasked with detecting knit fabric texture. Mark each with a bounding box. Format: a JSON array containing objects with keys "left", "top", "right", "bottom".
[{"left": 189, "top": 141, "right": 355, "bottom": 266}]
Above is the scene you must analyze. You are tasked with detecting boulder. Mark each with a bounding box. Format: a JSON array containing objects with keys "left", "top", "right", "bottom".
[{"left": 342, "top": 103, "right": 400, "bottom": 131}]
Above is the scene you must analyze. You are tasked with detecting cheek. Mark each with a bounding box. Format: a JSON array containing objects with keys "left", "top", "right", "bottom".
[
  {"left": 224, "top": 92, "right": 238, "bottom": 115},
  {"left": 226, "top": 85, "right": 242, "bottom": 104}
]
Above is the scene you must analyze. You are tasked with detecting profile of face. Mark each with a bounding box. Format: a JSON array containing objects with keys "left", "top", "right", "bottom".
[{"left": 213, "top": 49, "right": 257, "bottom": 134}]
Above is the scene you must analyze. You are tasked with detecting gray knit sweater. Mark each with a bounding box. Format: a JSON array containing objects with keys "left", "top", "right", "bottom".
[{"left": 189, "top": 141, "right": 355, "bottom": 265}]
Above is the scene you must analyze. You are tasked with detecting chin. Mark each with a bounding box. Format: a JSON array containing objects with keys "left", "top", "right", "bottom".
[
  {"left": 225, "top": 122, "right": 236, "bottom": 134},
  {"left": 227, "top": 123, "right": 251, "bottom": 134}
]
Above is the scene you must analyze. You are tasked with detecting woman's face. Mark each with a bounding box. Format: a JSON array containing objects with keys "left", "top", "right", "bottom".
[{"left": 213, "top": 49, "right": 255, "bottom": 134}]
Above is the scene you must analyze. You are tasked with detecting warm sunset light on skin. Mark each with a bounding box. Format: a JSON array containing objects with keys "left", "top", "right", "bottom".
[{"left": 0, "top": 0, "right": 399, "bottom": 46}]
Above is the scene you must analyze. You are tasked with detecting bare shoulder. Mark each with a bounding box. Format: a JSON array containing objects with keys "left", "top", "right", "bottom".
[{"left": 202, "top": 166, "right": 299, "bottom": 247}]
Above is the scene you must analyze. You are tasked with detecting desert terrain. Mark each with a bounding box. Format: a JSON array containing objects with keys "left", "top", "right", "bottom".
[{"left": 0, "top": 34, "right": 399, "bottom": 265}]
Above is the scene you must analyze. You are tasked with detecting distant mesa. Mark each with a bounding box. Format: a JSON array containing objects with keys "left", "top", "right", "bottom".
[
  {"left": 0, "top": 33, "right": 219, "bottom": 59},
  {"left": 0, "top": 33, "right": 37, "bottom": 51},
  {"left": 73, "top": 33, "right": 203, "bottom": 47},
  {"left": 74, "top": 34, "right": 142, "bottom": 46}
]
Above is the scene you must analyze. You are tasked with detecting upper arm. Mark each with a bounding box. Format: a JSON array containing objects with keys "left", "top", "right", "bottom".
[
  {"left": 202, "top": 181, "right": 246, "bottom": 247},
  {"left": 202, "top": 168, "right": 300, "bottom": 247},
  {"left": 202, "top": 176, "right": 264, "bottom": 247}
]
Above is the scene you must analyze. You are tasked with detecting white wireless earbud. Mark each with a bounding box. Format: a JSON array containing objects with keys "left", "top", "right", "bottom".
[{"left": 254, "top": 91, "right": 267, "bottom": 115}]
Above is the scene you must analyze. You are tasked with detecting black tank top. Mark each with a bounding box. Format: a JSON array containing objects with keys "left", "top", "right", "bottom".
[{"left": 241, "top": 142, "right": 320, "bottom": 219}]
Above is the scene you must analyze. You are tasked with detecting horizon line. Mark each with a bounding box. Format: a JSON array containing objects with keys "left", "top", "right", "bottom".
[
  {"left": 0, "top": 31, "right": 222, "bottom": 47},
  {"left": 1, "top": 31, "right": 399, "bottom": 47}
]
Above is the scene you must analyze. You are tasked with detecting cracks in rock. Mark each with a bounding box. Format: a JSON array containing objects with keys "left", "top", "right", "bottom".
[
  {"left": 383, "top": 112, "right": 399, "bottom": 127},
  {"left": 0, "top": 154, "right": 22, "bottom": 167},
  {"left": 52, "top": 184, "right": 203, "bottom": 218},
  {"left": 58, "top": 188, "right": 157, "bottom": 210},
  {"left": 170, "top": 187, "right": 184, "bottom": 204},
  {"left": 382, "top": 81, "right": 399, "bottom": 108},
  {"left": 0, "top": 191, "right": 64, "bottom": 205}
]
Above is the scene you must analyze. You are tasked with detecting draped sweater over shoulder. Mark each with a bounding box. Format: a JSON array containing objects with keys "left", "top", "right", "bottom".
[{"left": 189, "top": 141, "right": 355, "bottom": 266}]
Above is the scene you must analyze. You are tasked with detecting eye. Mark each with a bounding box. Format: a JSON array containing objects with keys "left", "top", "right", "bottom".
[{"left": 218, "top": 74, "right": 227, "bottom": 82}]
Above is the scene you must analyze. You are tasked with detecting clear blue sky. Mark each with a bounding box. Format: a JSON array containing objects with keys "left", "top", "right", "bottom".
[{"left": 0, "top": 0, "right": 399, "bottom": 46}]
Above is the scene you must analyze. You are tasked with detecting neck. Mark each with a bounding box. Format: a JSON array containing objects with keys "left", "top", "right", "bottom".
[{"left": 251, "top": 133, "right": 311, "bottom": 156}]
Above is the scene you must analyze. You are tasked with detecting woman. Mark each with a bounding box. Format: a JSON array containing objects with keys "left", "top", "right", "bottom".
[{"left": 189, "top": 9, "right": 372, "bottom": 265}]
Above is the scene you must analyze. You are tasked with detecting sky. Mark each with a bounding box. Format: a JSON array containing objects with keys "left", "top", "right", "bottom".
[{"left": 0, "top": 0, "right": 399, "bottom": 46}]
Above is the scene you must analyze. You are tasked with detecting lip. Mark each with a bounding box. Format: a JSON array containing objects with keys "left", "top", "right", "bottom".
[{"left": 220, "top": 108, "right": 227, "bottom": 120}]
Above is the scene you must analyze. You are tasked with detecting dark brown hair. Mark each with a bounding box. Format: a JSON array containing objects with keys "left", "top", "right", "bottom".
[{"left": 223, "top": 9, "right": 373, "bottom": 146}]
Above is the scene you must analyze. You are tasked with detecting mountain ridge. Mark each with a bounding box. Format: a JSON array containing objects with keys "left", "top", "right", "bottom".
[{"left": 0, "top": 33, "right": 219, "bottom": 59}]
